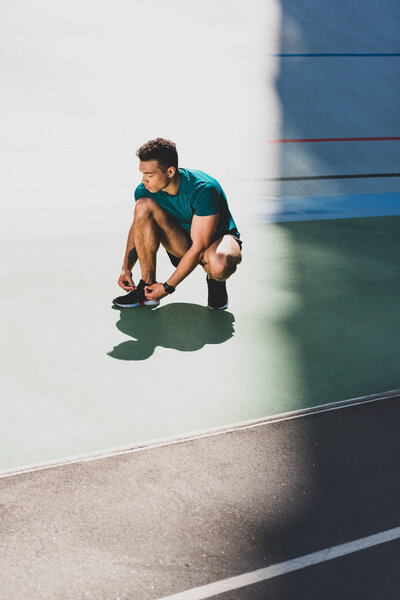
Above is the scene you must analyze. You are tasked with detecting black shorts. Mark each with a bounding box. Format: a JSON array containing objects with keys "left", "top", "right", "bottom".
[{"left": 166, "top": 229, "right": 242, "bottom": 267}]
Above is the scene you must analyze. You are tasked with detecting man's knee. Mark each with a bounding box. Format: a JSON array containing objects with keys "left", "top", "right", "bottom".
[
  {"left": 209, "top": 253, "right": 239, "bottom": 281},
  {"left": 134, "top": 197, "right": 157, "bottom": 218}
]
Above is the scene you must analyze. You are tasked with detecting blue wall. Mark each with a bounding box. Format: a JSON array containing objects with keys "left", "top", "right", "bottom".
[{"left": 272, "top": 0, "right": 400, "bottom": 221}]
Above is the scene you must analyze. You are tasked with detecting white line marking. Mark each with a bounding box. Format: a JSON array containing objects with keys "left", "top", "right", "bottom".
[
  {"left": 155, "top": 527, "right": 400, "bottom": 600},
  {"left": 0, "top": 389, "right": 398, "bottom": 478}
]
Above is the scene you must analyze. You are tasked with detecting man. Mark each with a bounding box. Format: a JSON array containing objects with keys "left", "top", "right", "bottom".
[{"left": 113, "top": 138, "right": 242, "bottom": 310}]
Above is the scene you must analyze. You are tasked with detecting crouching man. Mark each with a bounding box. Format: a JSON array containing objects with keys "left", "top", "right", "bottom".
[{"left": 113, "top": 137, "right": 242, "bottom": 310}]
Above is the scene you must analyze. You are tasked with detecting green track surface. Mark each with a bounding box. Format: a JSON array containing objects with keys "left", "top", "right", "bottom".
[{"left": 1, "top": 216, "right": 399, "bottom": 471}]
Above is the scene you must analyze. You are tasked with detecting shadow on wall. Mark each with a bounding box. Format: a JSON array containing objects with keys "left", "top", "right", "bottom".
[
  {"left": 239, "top": 7, "right": 400, "bottom": 592},
  {"left": 274, "top": 0, "right": 400, "bottom": 215},
  {"left": 273, "top": 0, "right": 400, "bottom": 402},
  {"left": 108, "top": 303, "right": 235, "bottom": 360}
]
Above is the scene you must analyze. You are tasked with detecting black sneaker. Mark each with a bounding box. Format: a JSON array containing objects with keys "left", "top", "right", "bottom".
[
  {"left": 207, "top": 276, "right": 228, "bottom": 310},
  {"left": 112, "top": 279, "right": 160, "bottom": 308}
]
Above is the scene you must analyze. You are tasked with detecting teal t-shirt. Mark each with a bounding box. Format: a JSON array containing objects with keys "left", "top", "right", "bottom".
[{"left": 134, "top": 168, "right": 239, "bottom": 240}]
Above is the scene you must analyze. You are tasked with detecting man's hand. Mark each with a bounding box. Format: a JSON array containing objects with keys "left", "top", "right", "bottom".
[
  {"left": 118, "top": 269, "right": 135, "bottom": 291},
  {"left": 145, "top": 282, "right": 168, "bottom": 301}
]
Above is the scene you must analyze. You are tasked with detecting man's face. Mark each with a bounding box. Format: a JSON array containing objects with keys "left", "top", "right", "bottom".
[{"left": 139, "top": 160, "right": 172, "bottom": 193}]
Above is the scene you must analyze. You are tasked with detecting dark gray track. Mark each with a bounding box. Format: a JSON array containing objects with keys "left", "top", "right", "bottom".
[
  {"left": 213, "top": 540, "right": 400, "bottom": 599},
  {"left": 1, "top": 397, "right": 399, "bottom": 600}
]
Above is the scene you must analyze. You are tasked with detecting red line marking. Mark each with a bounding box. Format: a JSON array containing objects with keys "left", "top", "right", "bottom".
[{"left": 263, "top": 137, "right": 400, "bottom": 144}]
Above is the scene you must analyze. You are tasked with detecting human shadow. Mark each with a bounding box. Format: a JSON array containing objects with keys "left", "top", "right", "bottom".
[{"left": 108, "top": 303, "right": 235, "bottom": 361}]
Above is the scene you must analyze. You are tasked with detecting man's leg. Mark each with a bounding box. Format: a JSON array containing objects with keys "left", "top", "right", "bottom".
[
  {"left": 202, "top": 234, "right": 242, "bottom": 281},
  {"left": 201, "top": 234, "right": 242, "bottom": 309},
  {"left": 133, "top": 197, "right": 191, "bottom": 283}
]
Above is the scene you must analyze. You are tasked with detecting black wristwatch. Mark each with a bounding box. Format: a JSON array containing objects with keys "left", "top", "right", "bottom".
[{"left": 163, "top": 282, "right": 176, "bottom": 294}]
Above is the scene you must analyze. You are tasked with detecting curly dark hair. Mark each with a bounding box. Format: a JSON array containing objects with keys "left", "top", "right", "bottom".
[{"left": 136, "top": 138, "right": 178, "bottom": 173}]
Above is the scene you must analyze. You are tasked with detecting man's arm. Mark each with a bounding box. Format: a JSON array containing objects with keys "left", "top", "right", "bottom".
[{"left": 144, "top": 213, "right": 219, "bottom": 300}]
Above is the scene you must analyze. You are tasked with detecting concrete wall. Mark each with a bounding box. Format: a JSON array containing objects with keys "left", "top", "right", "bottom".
[
  {"left": 273, "top": 0, "right": 400, "bottom": 221},
  {"left": 1, "top": 0, "right": 399, "bottom": 238}
]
